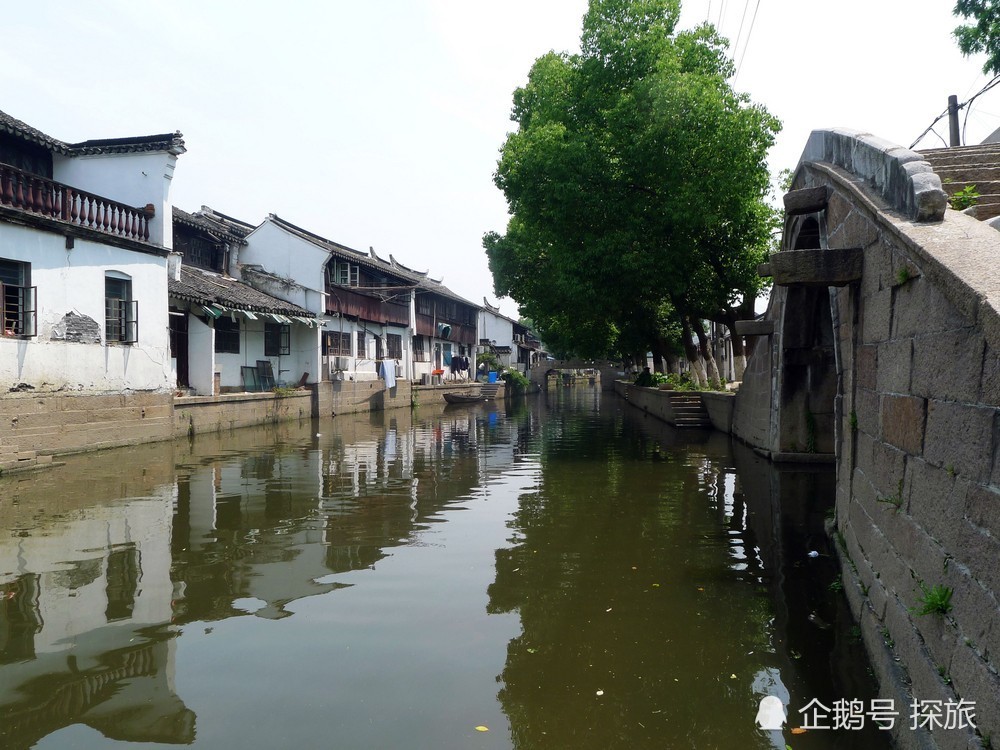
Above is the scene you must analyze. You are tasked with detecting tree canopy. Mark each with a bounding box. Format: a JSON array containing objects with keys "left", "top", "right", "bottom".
[
  {"left": 484, "top": 0, "right": 780, "bottom": 362},
  {"left": 954, "top": 0, "right": 1000, "bottom": 75}
]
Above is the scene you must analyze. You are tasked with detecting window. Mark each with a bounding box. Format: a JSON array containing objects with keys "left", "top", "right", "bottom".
[
  {"left": 357, "top": 331, "right": 366, "bottom": 359},
  {"left": 105, "top": 273, "right": 137, "bottom": 343},
  {"left": 215, "top": 316, "right": 240, "bottom": 354},
  {"left": 264, "top": 323, "right": 290, "bottom": 356},
  {"left": 386, "top": 333, "right": 402, "bottom": 360},
  {"left": 0, "top": 259, "right": 36, "bottom": 337},
  {"left": 333, "top": 261, "right": 359, "bottom": 287},
  {"left": 324, "top": 331, "right": 351, "bottom": 356},
  {"left": 416, "top": 296, "right": 432, "bottom": 316},
  {"left": 412, "top": 335, "right": 428, "bottom": 362},
  {"left": 375, "top": 335, "right": 384, "bottom": 361}
]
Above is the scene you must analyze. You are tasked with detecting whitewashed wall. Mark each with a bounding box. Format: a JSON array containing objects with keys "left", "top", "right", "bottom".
[
  {"left": 237, "top": 221, "right": 328, "bottom": 314},
  {"left": 479, "top": 310, "right": 514, "bottom": 350},
  {"left": 0, "top": 223, "right": 172, "bottom": 391},
  {"left": 214, "top": 319, "right": 316, "bottom": 389},
  {"left": 52, "top": 151, "right": 180, "bottom": 248},
  {"left": 187, "top": 315, "right": 215, "bottom": 395}
]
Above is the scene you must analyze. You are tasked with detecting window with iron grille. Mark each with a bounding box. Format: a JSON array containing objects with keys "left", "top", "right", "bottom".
[
  {"left": 215, "top": 316, "right": 240, "bottom": 354},
  {"left": 375, "top": 335, "right": 384, "bottom": 361},
  {"left": 386, "top": 333, "right": 402, "bottom": 360},
  {"left": 264, "top": 323, "right": 290, "bottom": 356},
  {"left": 324, "top": 331, "right": 351, "bottom": 356},
  {"left": 0, "top": 259, "right": 36, "bottom": 337},
  {"left": 357, "top": 330, "right": 366, "bottom": 359},
  {"left": 105, "top": 274, "right": 137, "bottom": 344}
]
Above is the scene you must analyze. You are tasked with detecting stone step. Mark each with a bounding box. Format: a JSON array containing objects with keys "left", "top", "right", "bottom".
[
  {"left": 921, "top": 151, "right": 1000, "bottom": 169},
  {"left": 934, "top": 166, "right": 1000, "bottom": 185},
  {"left": 673, "top": 418, "right": 712, "bottom": 428}
]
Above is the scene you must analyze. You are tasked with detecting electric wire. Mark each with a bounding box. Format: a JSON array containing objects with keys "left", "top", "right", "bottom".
[
  {"left": 732, "top": 0, "right": 751, "bottom": 61},
  {"left": 734, "top": 0, "right": 762, "bottom": 80},
  {"left": 910, "top": 73, "right": 1000, "bottom": 148}
]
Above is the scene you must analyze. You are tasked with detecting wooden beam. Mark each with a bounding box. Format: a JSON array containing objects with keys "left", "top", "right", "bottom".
[
  {"left": 734, "top": 319, "right": 774, "bottom": 336},
  {"left": 769, "top": 247, "right": 863, "bottom": 287},
  {"left": 783, "top": 186, "right": 830, "bottom": 216}
]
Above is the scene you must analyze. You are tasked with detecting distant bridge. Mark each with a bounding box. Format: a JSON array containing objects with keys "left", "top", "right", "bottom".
[{"left": 529, "top": 359, "right": 623, "bottom": 390}]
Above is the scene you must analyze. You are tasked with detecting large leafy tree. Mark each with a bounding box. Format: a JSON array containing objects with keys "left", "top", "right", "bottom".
[
  {"left": 484, "top": 0, "right": 779, "bottom": 370},
  {"left": 954, "top": 0, "right": 1000, "bottom": 75}
]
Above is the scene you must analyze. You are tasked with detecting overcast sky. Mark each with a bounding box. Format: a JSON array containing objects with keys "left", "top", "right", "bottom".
[{"left": 3, "top": 1, "right": 995, "bottom": 319}]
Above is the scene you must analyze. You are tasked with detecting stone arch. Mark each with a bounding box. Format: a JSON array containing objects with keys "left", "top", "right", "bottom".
[
  {"left": 787, "top": 213, "right": 825, "bottom": 251},
  {"left": 775, "top": 285, "right": 837, "bottom": 454}
]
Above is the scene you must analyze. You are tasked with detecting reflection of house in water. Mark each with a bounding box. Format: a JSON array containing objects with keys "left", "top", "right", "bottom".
[
  {"left": 0, "top": 492, "right": 194, "bottom": 748},
  {"left": 169, "top": 410, "right": 514, "bottom": 624}
]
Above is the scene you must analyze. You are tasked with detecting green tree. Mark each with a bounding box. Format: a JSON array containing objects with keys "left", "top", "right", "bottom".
[
  {"left": 484, "top": 0, "right": 779, "bottom": 372},
  {"left": 954, "top": 0, "right": 1000, "bottom": 75}
]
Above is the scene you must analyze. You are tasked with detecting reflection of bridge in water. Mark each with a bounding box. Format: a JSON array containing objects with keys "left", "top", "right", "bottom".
[{"left": 529, "top": 360, "right": 622, "bottom": 390}]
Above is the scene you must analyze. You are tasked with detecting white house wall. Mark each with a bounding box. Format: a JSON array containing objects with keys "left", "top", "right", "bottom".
[
  {"left": 187, "top": 315, "right": 214, "bottom": 395},
  {"left": 52, "top": 152, "right": 179, "bottom": 248},
  {"left": 0, "top": 223, "right": 171, "bottom": 391},
  {"left": 238, "top": 222, "right": 328, "bottom": 314},
  {"left": 214, "top": 318, "right": 315, "bottom": 389},
  {"left": 480, "top": 311, "right": 513, "bottom": 348}
]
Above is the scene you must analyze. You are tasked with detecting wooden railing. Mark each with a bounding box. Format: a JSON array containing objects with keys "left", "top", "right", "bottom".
[{"left": 0, "top": 163, "right": 153, "bottom": 243}]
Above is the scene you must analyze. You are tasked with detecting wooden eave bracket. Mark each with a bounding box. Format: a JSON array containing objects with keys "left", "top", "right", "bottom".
[
  {"left": 783, "top": 186, "right": 830, "bottom": 215},
  {"left": 769, "top": 247, "right": 863, "bottom": 287}
]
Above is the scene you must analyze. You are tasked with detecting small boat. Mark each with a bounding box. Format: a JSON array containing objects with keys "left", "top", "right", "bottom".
[{"left": 443, "top": 392, "right": 485, "bottom": 405}]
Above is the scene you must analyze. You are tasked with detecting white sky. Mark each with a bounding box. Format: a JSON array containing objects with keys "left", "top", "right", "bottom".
[{"left": 3, "top": 1, "right": 995, "bottom": 320}]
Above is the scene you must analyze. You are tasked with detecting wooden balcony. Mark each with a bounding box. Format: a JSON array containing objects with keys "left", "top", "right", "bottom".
[{"left": 0, "top": 162, "right": 153, "bottom": 243}]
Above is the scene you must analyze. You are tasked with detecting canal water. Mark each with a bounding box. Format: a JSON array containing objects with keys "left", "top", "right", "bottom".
[{"left": 0, "top": 386, "right": 887, "bottom": 749}]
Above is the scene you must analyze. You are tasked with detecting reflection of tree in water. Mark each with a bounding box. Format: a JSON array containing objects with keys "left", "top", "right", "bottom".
[{"left": 487, "top": 403, "right": 780, "bottom": 750}]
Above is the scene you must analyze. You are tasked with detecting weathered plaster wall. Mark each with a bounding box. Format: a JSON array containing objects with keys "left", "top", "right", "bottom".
[
  {"left": 0, "top": 224, "right": 172, "bottom": 393},
  {"left": 734, "top": 129, "right": 1000, "bottom": 749}
]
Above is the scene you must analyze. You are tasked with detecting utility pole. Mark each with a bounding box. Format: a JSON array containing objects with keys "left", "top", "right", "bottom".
[{"left": 948, "top": 94, "right": 961, "bottom": 147}]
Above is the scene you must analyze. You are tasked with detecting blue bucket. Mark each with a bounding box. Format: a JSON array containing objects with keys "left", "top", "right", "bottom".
[{"left": 488, "top": 371, "right": 498, "bottom": 384}]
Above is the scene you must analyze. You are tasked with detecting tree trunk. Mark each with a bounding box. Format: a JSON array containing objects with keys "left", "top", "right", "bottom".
[
  {"left": 651, "top": 337, "right": 667, "bottom": 373},
  {"left": 723, "top": 308, "right": 748, "bottom": 381},
  {"left": 693, "top": 318, "right": 721, "bottom": 386},
  {"left": 665, "top": 351, "right": 680, "bottom": 375},
  {"left": 680, "top": 318, "right": 707, "bottom": 387}
]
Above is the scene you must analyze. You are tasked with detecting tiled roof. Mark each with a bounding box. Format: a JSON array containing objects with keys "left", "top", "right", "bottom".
[
  {"left": 169, "top": 265, "right": 314, "bottom": 318},
  {"left": 173, "top": 206, "right": 253, "bottom": 246},
  {"left": 0, "top": 109, "right": 185, "bottom": 156},
  {"left": 266, "top": 214, "right": 478, "bottom": 308}
]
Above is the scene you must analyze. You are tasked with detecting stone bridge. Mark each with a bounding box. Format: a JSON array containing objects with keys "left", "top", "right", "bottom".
[
  {"left": 529, "top": 359, "right": 622, "bottom": 390},
  {"left": 733, "top": 129, "right": 1000, "bottom": 748}
]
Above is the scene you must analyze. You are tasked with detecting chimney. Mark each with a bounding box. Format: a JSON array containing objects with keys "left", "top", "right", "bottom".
[{"left": 167, "top": 252, "right": 182, "bottom": 282}]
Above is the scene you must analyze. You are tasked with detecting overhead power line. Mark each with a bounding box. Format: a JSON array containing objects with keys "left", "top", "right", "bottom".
[
  {"left": 909, "top": 74, "right": 1000, "bottom": 149},
  {"left": 734, "top": 0, "right": 762, "bottom": 80}
]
